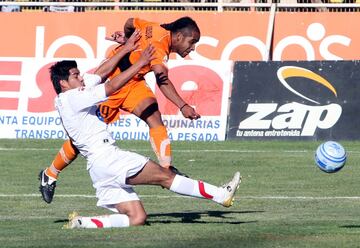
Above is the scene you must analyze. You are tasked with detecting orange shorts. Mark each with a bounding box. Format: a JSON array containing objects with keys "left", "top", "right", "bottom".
[{"left": 97, "top": 79, "right": 155, "bottom": 124}]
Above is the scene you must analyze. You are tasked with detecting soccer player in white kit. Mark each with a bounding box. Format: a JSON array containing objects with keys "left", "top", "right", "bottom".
[{"left": 50, "top": 31, "right": 241, "bottom": 229}]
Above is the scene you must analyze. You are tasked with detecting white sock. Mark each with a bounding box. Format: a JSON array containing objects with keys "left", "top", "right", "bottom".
[
  {"left": 78, "top": 214, "right": 130, "bottom": 228},
  {"left": 109, "top": 214, "right": 130, "bottom": 227},
  {"left": 169, "top": 175, "right": 225, "bottom": 204}
]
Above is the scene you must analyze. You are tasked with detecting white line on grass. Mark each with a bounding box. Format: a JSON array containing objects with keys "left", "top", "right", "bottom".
[
  {"left": 0, "top": 147, "right": 307, "bottom": 153},
  {"left": 0, "top": 147, "right": 55, "bottom": 151},
  {"left": 1, "top": 193, "right": 360, "bottom": 200},
  {"left": 0, "top": 193, "right": 185, "bottom": 199},
  {"left": 1, "top": 147, "right": 360, "bottom": 154}
]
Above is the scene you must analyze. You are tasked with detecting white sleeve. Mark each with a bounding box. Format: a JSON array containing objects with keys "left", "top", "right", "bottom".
[
  {"left": 67, "top": 84, "right": 107, "bottom": 113},
  {"left": 83, "top": 73, "right": 102, "bottom": 87}
]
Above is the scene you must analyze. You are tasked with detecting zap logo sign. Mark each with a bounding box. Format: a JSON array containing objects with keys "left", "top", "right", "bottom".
[
  {"left": 277, "top": 66, "right": 338, "bottom": 105},
  {"left": 228, "top": 61, "right": 353, "bottom": 140}
]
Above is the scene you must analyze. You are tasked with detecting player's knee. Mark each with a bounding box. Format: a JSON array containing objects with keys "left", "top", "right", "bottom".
[
  {"left": 159, "top": 166, "right": 176, "bottom": 188},
  {"left": 129, "top": 212, "right": 147, "bottom": 226}
]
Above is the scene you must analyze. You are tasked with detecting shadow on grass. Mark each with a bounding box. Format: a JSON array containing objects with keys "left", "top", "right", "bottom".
[
  {"left": 54, "top": 210, "right": 261, "bottom": 225},
  {"left": 54, "top": 219, "right": 69, "bottom": 223},
  {"left": 146, "top": 210, "right": 262, "bottom": 224},
  {"left": 340, "top": 225, "right": 360, "bottom": 228}
]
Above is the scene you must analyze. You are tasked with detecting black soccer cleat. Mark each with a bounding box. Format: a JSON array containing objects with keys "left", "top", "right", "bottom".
[
  {"left": 38, "top": 169, "right": 57, "bottom": 204},
  {"left": 169, "top": 166, "right": 189, "bottom": 178}
]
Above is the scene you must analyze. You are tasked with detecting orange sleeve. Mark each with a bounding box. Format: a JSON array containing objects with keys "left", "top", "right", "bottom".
[{"left": 149, "top": 40, "right": 168, "bottom": 67}]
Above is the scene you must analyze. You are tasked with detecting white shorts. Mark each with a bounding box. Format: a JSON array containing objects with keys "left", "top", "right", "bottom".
[{"left": 88, "top": 145, "right": 149, "bottom": 212}]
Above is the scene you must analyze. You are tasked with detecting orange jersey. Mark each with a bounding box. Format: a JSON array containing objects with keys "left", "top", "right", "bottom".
[
  {"left": 108, "top": 18, "right": 171, "bottom": 80},
  {"left": 97, "top": 18, "right": 171, "bottom": 124}
]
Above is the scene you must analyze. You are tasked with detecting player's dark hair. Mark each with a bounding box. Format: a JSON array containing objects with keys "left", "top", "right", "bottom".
[
  {"left": 161, "top": 17, "right": 200, "bottom": 37},
  {"left": 50, "top": 60, "right": 77, "bottom": 94}
]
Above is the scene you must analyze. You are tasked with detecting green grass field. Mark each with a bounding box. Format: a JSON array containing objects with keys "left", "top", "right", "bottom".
[{"left": 1, "top": 139, "right": 360, "bottom": 248}]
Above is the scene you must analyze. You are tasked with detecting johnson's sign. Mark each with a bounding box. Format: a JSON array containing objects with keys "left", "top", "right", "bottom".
[
  {"left": 0, "top": 58, "right": 231, "bottom": 140},
  {"left": 1, "top": 12, "right": 359, "bottom": 61}
]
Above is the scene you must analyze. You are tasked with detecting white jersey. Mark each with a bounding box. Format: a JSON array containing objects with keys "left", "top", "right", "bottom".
[{"left": 54, "top": 73, "right": 115, "bottom": 168}]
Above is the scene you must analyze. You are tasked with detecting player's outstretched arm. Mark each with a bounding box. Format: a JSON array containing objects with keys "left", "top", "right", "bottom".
[
  {"left": 94, "top": 29, "right": 141, "bottom": 81},
  {"left": 153, "top": 64, "right": 201, "bottom": 120},
  {"left": 105, "top": 45, "right": 155, "bottom": 96}
]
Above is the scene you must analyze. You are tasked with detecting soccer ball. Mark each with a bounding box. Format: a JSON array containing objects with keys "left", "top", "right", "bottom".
[{"left": 315, "top": 141, "right": 347, "bottom": 173}]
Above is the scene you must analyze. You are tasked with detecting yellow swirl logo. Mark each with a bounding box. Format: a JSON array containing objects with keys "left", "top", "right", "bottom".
[{"left": 277, "top": 66, "right": 337, "bottom": 104}]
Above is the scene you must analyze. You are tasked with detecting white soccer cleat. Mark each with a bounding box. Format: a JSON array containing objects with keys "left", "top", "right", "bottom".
[
  {"left": 221, "top": 171, "right": 241, "bottom": 208},
  {"left": 63, "top": 211, "right": 83, "bottom": 229}
]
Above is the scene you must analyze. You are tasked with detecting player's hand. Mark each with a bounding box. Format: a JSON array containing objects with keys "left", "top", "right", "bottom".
[
  {"left": 180, "top": 104, "right": 201, "bottom": 120},
  {"left": 105, "top": 31, "right": 127, "bottom": 45},
  {"left": 122, "top": 29, "right": 141, "bottom": 53},
  {"left": 138, "top": 45, "right": 156, "bottom": 67}
]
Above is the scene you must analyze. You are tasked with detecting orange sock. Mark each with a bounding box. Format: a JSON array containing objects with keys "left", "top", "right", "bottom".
[
  {"left": 149, "top": 125, "right": 172, "bottom": 168},
  {"left": 45, "top": 139, "right": 79, "bottom": 179}
]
